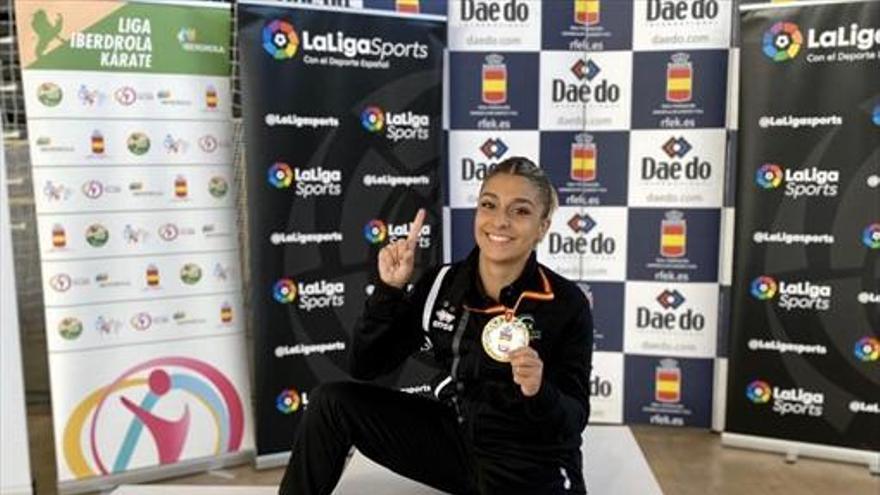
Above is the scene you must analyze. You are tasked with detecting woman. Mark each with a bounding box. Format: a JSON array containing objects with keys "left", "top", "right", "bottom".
[{"left": 280, "top": 157, "right": 593, "bottom": 494}]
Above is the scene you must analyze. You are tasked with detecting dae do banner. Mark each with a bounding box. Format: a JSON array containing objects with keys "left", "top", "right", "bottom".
[
  {"left": 238, "top": 1, "right": 445, "bottom": 459},
  {"left": 15, "top": 0, "right": 254, "bottom": 489},
  {"left": 727, "top": 0, "right": 879, "bottom": 454}
]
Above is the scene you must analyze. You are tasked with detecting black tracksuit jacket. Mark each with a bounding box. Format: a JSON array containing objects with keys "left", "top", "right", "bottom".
[{"left": 350, "top": 248, "right": 594, "bottom": 492}]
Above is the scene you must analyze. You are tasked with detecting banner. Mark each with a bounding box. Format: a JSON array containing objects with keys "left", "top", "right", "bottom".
[
  {"left": 1, "top": 128, "right": 34, "bottom": 494},
  {"left": 15, "top": 0, "right": 254, "bottom": 489},
  {"left": 238, "top": 1, "right": 445, "bottom": 460},
  {"left": 726, "top": 0, "right": 879, "bottom": 455},
  {"left": 447, "top": 0, "right": 732, "bottom": 428}
]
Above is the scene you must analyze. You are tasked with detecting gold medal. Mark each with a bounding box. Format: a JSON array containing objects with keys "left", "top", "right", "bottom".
[{"left": 481, "top": 314, "right": 530, "bottom": 362}]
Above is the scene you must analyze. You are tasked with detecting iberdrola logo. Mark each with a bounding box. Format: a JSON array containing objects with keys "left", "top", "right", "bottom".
[
  {"left": 262, "top": 19, "right": 299, "bottom": 60},
  {"left": 763, "top": 21, "right": 803, "bottom": 62}
]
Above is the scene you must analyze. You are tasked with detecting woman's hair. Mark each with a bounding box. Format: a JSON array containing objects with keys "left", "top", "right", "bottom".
[{"left": 480, "top": 156, "right": 558, "bottom": 219}]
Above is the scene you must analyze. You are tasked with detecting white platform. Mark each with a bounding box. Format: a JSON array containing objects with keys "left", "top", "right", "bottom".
[{"left": 112, "top": 426, "right": 663, "bottom": 494}]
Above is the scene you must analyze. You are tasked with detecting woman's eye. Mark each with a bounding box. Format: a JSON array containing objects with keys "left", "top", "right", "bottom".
[
  {"left": 514, "top": 207, "right": 531, "bottom": 216},
  {"left": 480, "top": 201, "right": 495, "bottom": 209}
]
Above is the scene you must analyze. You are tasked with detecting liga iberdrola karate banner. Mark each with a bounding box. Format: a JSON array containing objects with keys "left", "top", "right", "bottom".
[
  {"left": 725, "top": 0, "right": 879, "bottom": 462},
  {"left": 15, "top": 0, "right": 254, "bottom": 490},
  {"left": 238, "top": 1, "right": 445, "bottom": 462}
]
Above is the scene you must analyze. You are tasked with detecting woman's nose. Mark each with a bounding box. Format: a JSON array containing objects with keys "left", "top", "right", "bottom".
[{"left": 492, "top": 210, "right": 512, "bottom": 228}]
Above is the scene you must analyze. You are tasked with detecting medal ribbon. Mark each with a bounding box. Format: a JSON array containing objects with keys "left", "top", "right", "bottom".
[{"left": 465, "top": 268, "right": 554, "bottom": 321}]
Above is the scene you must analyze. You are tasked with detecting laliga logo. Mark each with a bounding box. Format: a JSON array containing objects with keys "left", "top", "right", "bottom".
[
  {"left": 854, "top": 337, "right": 879, "bottom": 362},
  {"left": 750, "top": 276, "right": 777, "bottom": 300},
  {"left": 745, "top": 380, "right": 772, "bottom": 404},
  {"left": 363, "top": 219, "right": 388, "bottom": 244},
  {"left": 361, "top": 106, "right": 385, "bottom": 133},
  {"left": 747, "top": 379, "right": 824, "bottom": 416},
  {"left": 755, "top": 163, "right": 783, "bottom": 189},
  {"left": 750, "top": 275, "right": 832, "bottom": 311},
  {"left": 862, "top": 223, "right": 880, "bottom": 250},
  {"left": 62, "top": 357, "right": 244, "bottom": 479},
  {"left": 276, "top": 388, "right": 306, "bottom": 414},
  {"left": 273, "top": 278, "right": 297, "bottom": 304},
  {"left": 267, "top": 162, "right": 342, "bottom": 197},
  {"left": 755, "top": 163, "right": 839, "bottom": 198},
  {"left": 268, "top": 162, "right": 293, "bottom": 188},
  {"left": 763, "top": 22, "right": 803, "bottom": 62},
  {"left": 364, "top": 219, "right": 431, "bottom": 247},
  {"left": 263, "top": 20, "right": 299, "bottom": 60},
  {"left": 361, "top": 105, "right": 429, "bottom": 142}
]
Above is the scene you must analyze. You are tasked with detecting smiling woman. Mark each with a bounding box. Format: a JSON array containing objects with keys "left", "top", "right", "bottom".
[{"left": 280, "top": 157, "right": 594, "bottom": 495}]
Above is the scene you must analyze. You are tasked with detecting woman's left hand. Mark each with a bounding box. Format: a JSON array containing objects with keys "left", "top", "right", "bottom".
[{"left": 508, "top": 346, "right": 543, "bottom": 397}]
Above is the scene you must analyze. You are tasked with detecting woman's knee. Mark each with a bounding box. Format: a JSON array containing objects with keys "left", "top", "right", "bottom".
[{"left": 307, "top": 381, "right": 367, "bottom": 415}]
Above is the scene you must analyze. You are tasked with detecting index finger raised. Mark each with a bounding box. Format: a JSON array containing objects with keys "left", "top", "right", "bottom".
[{"left": 406, "top": 208, "right": 426, "bottom": 245}]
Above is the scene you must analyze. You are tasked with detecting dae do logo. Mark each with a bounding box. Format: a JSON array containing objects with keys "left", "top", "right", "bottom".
[
  {"left": 460, "top": 0, "right": 529, "bottom": 22},
  {"left": 62, "top": 357, "right": 245, "bottom": 479}
]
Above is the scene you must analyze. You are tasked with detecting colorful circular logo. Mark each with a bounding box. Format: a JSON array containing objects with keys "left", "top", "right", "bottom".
[
  {"left": 208, "top": 176, "right": 229, "bottom": 198},
  {"left": 750, "top": 276, "right": 778, "bottom": 300},
  {"left": 360, "top": 106, "right": 385, "bottom": 133},
  {"left": 755, "top": 163, "right": 784, "bottom": 189},
  {"left": 862, "top": 223, "right": 880, "bottom": 250},
  {"left": 58, "top": 317, "right": 84, "bottom": 340},
  {"left": 363, "top": 219, "right": 387, "bottom": 244},
  {"left": 37, "top": 82, "right": 63, "bottom": 107},
  {"left": 262, "top": 19, "right": 299, "bottom": 60},
  {"left": 854, "top": 337, "right": 879, "bottom": 362},
  {"left": 127, "top": 132, "right": 151, "bottom": 155},
  {"left": 276, "top": 388, "right": 301, "bottom": 414},
  {"left": 273, "top": 278, "right": 297, "bottom": 304},
  {"left": 180, "top": 263, "right": 203, "bottom": 285},
  {"left": 268, "top": 162, "right": 293, "bottom": 189},
  {"left": 763, "top": 21, "right": 803, "bottom": 62},
  {"left": 85, "top": 224, "right": 110, "bottom": 247},
  {"left": 746, "top": 380, "right": 772, "bottom": 404},
  {"left": 62, "top": 357, "right": 245, "bottom": 478}
]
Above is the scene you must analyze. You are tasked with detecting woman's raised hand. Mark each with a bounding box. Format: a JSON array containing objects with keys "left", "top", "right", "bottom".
[{"left": 377, "top": 209, "right": 425, "bottom": 289}]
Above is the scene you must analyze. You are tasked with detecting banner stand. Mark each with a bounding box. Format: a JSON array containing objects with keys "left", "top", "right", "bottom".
[
  {"left": 721, "top": 433, "right": 880, "bottom": 474},
  {"left": 255, "top": 451, "right": 290, "bottom": 471},
  {"left": 57, "top": 450, "right": 253, "bottom": 495}
]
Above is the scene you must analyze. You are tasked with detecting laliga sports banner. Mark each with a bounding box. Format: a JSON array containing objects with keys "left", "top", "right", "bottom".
[
  {"left": 726, "top": 0, "right": 879, "bottom": 456},
  {"left": 15, "top": 0, "right": 254, "bottom": 489},
  {"left": 237, "top": 1, "right": 444, "bottom": 460}
]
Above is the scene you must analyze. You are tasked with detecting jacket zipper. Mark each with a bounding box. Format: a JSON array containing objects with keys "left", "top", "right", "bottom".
[{"left": 449, "top": 310, "right": 470, "bottom": 424}]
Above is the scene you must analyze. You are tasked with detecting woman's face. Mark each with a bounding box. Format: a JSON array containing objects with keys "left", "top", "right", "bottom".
[{"left": 474, "top": 174, "right": 551, "bottom": 266}]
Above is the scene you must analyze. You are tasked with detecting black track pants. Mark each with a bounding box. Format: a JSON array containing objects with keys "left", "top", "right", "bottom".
[{"left": 278, "top": 381, "right": 585, "bottom": 495}]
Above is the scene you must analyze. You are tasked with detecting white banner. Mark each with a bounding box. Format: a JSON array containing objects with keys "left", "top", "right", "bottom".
[{"left": 16, "top": 0, "right": 253, "bottom": 487}]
